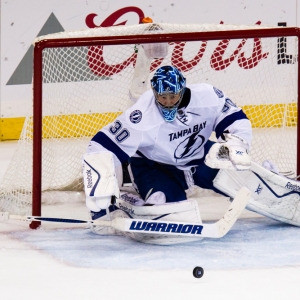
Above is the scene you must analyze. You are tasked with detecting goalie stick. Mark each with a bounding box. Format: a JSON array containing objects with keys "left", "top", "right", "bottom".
[{"left": 1, "top": 187, "right": 250, "bottom": 239}]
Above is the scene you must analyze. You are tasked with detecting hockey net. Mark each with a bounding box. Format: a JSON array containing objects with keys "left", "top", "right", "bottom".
[{"left": 0, "top": 23, "right": 299, "bottom": 220}]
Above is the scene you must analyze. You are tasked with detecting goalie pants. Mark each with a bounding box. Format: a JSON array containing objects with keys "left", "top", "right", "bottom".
[{"left": 129, "top": 140, "right": 227, "bottom": 202}]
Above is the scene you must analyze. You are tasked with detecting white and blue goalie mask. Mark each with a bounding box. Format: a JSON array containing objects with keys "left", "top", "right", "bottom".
[{"left": 151, "top": 66, "right": 186, "bottom": 122}]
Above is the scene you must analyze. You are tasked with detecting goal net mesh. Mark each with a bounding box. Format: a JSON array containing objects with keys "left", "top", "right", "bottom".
[{"left": 0, "top": 23, "right": 297, "bottom": 214}]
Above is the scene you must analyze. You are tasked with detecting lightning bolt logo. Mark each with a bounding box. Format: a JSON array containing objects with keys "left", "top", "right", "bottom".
[{"left": 174, "top": 131, "right": 205, "bottom": 160}]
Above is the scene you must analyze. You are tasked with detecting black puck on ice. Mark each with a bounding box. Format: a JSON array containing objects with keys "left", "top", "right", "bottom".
[{"left": 193, "top": 266, "right": 204, "bottom": 278}]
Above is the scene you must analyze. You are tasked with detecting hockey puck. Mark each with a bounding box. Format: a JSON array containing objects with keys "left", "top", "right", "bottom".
[{"left": 193, "top": 266, "right": 204, "bottom": 278}]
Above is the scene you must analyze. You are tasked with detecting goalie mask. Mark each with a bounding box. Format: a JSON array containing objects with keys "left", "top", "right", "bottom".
[{"left": 151, "top": 66, "right": 186, "bottom": 122}]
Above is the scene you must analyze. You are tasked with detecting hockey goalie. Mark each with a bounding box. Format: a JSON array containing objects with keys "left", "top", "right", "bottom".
[{"left": 82, "top": 64, "right": 300, "bottom": 245}]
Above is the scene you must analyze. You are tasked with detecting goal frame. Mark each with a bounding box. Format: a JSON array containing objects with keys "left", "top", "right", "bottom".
[{"left": 31, "top": 26, "right": 300, "bottom": 228}]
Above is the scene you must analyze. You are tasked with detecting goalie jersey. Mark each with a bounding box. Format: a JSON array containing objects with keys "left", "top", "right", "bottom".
[{"left": 89, "top": 83, "right": 252, "bottom": 169}]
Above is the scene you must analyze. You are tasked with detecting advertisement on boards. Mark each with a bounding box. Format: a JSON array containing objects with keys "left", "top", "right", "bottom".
[{"left": 0, "top": 0, "right": 299, "bottom": 139}]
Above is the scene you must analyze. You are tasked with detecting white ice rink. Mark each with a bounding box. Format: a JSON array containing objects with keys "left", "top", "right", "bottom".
[{"left": 1, "top": 140, "right": 300, "bottom": 300}]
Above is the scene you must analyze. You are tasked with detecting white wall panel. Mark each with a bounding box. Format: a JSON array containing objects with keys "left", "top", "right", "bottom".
[{"left": 0, "top": 0, "right": 298, "bottom": 117}]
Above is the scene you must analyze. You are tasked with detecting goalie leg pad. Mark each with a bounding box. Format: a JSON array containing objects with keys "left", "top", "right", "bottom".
[
  {"left": 213, "top": 164, "right": 300, "bottom": 226},
  {"left": 83, "top": 151, "right": 120, "bottom": 211},
  {"left": 91, "top": 192, "right": 204, "bottom": 245},
  {"left": 116, "top": 194, "right": 203, "bottom": 245}
]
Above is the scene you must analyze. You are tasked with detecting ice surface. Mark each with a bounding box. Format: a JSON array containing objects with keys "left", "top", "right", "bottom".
[
  {"left": 8, "top": 218, "right": 300, "bottom": 270},
  {"left": 1, "top": 140, "right": 300, "bottom": 300}
]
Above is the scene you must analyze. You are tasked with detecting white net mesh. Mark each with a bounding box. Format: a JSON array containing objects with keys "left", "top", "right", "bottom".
[{"left": 0, "top": 23, "right": 298, "bottom": 214}]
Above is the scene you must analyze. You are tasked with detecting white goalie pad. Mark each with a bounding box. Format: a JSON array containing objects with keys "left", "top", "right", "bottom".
[
  {"left": 83, "top": 151, "right": 120, "bottom": 211},
  {"left": 118, "top": 195, "right": 203, "bottom": 245},
  {"left": 117, "top": 193, "right": 201, "bottom": 221},
  {"left": 213, "top": 161, "right": 300, "bottom": 226},
  {"left": 92, "top": 192, "right": 203, "bottom": 245}
]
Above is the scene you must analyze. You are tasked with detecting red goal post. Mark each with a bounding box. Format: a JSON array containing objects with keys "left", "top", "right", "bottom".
[{"left": 1, "top": 23, "right": 299, "bottom": 228}]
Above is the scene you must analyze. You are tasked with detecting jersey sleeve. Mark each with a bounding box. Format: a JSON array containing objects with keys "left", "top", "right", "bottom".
[
  {"left": 90, "top": 115, "right": 143, "bottom": 164},
  {"left": 89, "top": 91, "right": 155, "bottom": 164},
  {"left": 91, "top": 106, "right": 143, "bottom": 163},
  {"left": 211, "top": 86, "right": 252, "bottom": 148}
]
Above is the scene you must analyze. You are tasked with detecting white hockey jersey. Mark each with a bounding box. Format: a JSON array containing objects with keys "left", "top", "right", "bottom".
[{"left": 89, "top": 83, "right": 252, "bottom": 168}]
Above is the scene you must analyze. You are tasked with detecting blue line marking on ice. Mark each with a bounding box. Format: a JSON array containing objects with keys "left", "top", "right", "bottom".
[{"left": 10, "top": 218, "right": 300, "bottom": 270}]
